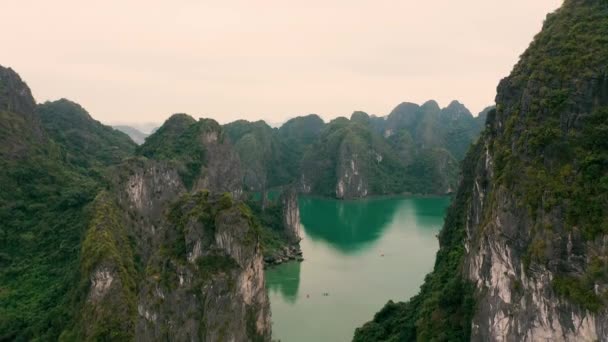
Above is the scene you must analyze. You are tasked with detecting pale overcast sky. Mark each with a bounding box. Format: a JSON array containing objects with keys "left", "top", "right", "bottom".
[{"left": 2, "top": 0, "right": 562, "bottom": 127}]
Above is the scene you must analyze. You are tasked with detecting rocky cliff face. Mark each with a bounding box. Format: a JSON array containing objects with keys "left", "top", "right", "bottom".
[
  {"left": 0, "top": 66, "right": 37, "bottom": 119},
  {"left": 0, "top": 66, "right": 45, "bottom": 158},
  {"left": 300, "top": 116, "right": 401, "bottom": 199},
  {"left": 298, "top": 102, "right": 484, "bottom": 199},
  {"left": 74, "top": 157, "right": 271, "bottom": 341},
  {"left": 224, "top": 101, "right": 484, "bottom": 200},
  {"left": 335, "top": 152, "right": 369, "bottom": 199},
  {"left": 281, "top": 187, "right": 302, "bottom": 244},
  {"left": 463, "top": 2, "right": 608, "bottom": 339},
  {"left": 137, "top": 115, "right": 243, "bottom": 195},
  {"left": 356, "top": 1, "right": 608, "bottom": 341},
  {"left": 193, "top": 135, "right": 244, "bottom": 199},
  {"left": 2, "top": 65, "right": 282, "bottom": 341}
]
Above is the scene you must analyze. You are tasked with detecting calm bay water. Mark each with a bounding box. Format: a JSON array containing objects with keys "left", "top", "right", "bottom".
[{"left": 265, "top": 196, "right": 451, "bottom": 342}]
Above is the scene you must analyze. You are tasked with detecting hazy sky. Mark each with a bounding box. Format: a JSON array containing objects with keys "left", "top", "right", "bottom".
[{"left": 2, "top": 0, "right": 562, "bottom": 127}]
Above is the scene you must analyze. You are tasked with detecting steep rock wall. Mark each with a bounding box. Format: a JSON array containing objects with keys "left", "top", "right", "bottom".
[
  {"left": 355, "top": 2, "right": 608, "bottom": 341},
  {"left": 281, "top": 186, "right": 302, "bottom": 244},
  {"left": 76, "top": 159, "right": 271, "bottom": 341},
  {"left": 467, "top": 2, "right": 608, "bottom": 340}
]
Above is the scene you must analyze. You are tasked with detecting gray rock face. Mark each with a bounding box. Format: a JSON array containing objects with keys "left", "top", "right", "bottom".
[
  {"left": 0, "top": 66, "right": 36, "bottom": 117},
  {"left": 117, "top": 158, "right": 187, "bottom": 265},
  {"left": 195, "top": 140, "right": 243, "bottom": 198},
  {"left": 136, "top": 203, "right": 271, "bottom": 342},
  {"left": 173, "top": 127, "right": 245, "bottom": 198},
  {"left": 281, "top": 187, "right": 302, "bottom": 244},
  {"left": 122, "top": 158, "right": 186, "bottom": 220},
  {"left": 463, "top": 138, "right": 608, "bottom": 341},
  {"left": 335, "top": 152, "right": 369, "bottom": 199},
  {"left": 0, "top": 65, "right": 45, "bottom": 158},
  {"left": 458, "top": 3, "right": 608, "bottom": 338},
  {"left": 80, "top": 158, "right": 271, "bottom": 341}
]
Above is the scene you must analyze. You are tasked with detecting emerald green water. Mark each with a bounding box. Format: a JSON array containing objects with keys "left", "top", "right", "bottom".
[{"left": 265, "top": 196, "right": 451, "bottom": 342}]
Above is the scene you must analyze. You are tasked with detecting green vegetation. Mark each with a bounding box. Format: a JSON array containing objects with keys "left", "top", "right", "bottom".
[
  {"left": 165, "top": 191, "right": 215, "bottom": 260},
  {"left": 0, "top": 75, "right": 137, "bottom": 340},
  {"left": 224, "top": 120, "right": 284, "bottom": 189},
  {"left": 37, "top": 99, "right": 136, "bottom": 173},
  {"left": 300, "top": 114, "right": 460, "bottom": 197},
  {"left": 225, "top": 106, "right": 481, "bottom": 198},
  {"left": 137, "top": 115, "right": 223, "bottom": 189},
  {"left": 354, "top": 140, "right": 481, "bottom": 341},
  {"left": 487, "top": 1, "right": 608, "bottom": 309},
  {"left": 0, "top": 122, "right": 99, "bottom": 339},
  {"left": 245, "top": 194, "right": 289, "bottom": 256},
  {"left": 552, "top": 257, "right": 608, "bottom": 312},
  {"left": 196, "top": 254, "right": 239, "bottom": 282},
  {"left": 63, "top": 192, "right": 138, "bottom": 341},
  {"left": 276, "top": 114, "right": 325, "bottom": 179},
  {"left": 224, "top": 117, "right": 324, "bottom": 190},
  {"left": 2, "top": 67, "right": 278, "bottom": 341},
  {"left": 0, "top": 155, "right": 97, "bottom": 341},
  {"left": 491, "top": 2, "right": 608, "bottom": 240},
  {"left": 383, "top": 100, "right": 484, "bottom": 161},
  {"left": 358, "top": 1, "right": 608, "bottom": 338}
]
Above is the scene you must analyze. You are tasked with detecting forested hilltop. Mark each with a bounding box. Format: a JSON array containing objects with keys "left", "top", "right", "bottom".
[
  {"left": 0, "top": 67, "right": 484, "bottom": 339},
  {"left": 355, "top": 0, "right": 608, "bottom": 340},
  {"left": 0, "top": 66, "right": 297, "bottom": 341},
  {"left": 225, "top": 100, "right": 487, "bottom": 199}
]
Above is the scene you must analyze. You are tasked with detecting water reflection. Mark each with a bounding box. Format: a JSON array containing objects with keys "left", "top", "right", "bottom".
[
  {"left": 269, "top": 197, "right": 451, "bottom": 301},
  {"left": 299, "top": 197, "right": 402, "bottom": 254},
  {"left": 401, "top": 197, "right": 451, "bottom": 231},
  {"left": 266, "top": 261, "right": 301, "bottom": 303},
  {"left": 265, "top": 196, "right": 451, "bottom": 342}
]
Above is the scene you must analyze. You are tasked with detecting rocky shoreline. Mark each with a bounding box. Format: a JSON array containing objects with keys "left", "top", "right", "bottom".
[{"left": 264, "top": 244, "right": 303, "bottom": 267}]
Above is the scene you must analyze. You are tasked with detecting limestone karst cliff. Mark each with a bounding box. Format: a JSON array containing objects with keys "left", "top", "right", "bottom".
[
  {"left": 69, "top": 168, "right": 272, "bottom": 341},
  {"left": 67, "top": 122, "right": 273, "bottom": 340},
  {"left": 0, "top": 66, "right": 44, "bottom": 158},
  {"left": 226, "top": 102, "right": 485, "bottom": 200},
  {"left": 281, "top": 186, "right": 302, "bottom": 244},
  {"left": 0, "top": 66, "right": 274, "bottom": 341},
  {"left": 137, "top": 115, "right": 243, "bottom": 195},
  {"left": 298, "top": 108, "right": 470, "bottom": 199},
  {"left": 355, "top": 1, "right": 608, "bottom": 340}
]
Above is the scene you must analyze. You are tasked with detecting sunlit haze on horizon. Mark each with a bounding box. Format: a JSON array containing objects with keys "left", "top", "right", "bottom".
[{"left": 2, "top": 0, "right": 562, "bottom": 127}]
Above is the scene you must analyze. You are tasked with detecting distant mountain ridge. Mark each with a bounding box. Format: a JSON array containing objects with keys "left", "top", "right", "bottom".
[
  {"left": 113, "top": 125, "right": 149, "bottom": 144},
  {"left": 37, "top": 99, "right": 137, "bottom": 170},
  {"left": 223, "top": 100, "right": 487, "bottom": 199},
  {"left": 0, "top": 62, "right": 487, "bottom": 340}
]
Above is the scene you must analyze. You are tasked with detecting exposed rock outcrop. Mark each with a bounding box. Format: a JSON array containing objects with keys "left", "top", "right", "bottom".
[
  {"left": 335, "top": 152, "right": 368, "bottom": 199},
  {"left": 194, "top": 140, "right": 243, "bottom": 198},
  {"left": 356, "top": 1, "right": 608, "bottom": 341},
  {"left": 75, "top": 159, "right": 271, "bottom": 341},
  {"left": 0, "top": 65, "right": 45, "bottom": 158},
  {"left": 0, "top": 66, "right": 36, "bottom": 118},
  {"left": 462, "top": 2, "right": 608, "bottom": 337},
  {"left": 281, "top": 186, "right": 302, "bottom": 244},
  {"left": 263, "top": 245, "right": 304, "bottom": 267},
  {"left": 297, "top": 104, "right": 483, "bottom": 199},
  {"left": 137, "top": 115, "right": 243, "bottom": 196}
]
